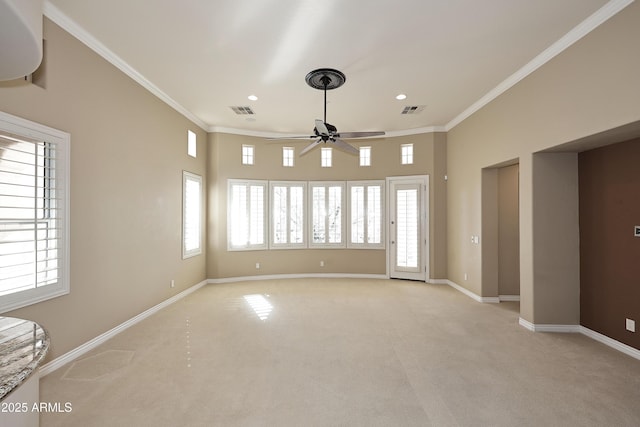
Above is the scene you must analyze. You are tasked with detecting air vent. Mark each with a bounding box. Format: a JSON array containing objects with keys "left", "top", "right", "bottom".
[
  {"left": 401, "top": 105, "right": 425, "bottom": 115},
  {"left": 230, "top": 106, "right": 255, "bottom": 115}
]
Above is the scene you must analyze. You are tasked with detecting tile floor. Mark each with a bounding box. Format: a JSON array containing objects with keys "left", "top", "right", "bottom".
[{"left": 40, "top": 278, "right": 640, "bottom": 426}]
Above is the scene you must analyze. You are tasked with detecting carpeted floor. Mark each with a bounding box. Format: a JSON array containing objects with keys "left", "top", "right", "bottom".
[{"left": 40, "top": 278, "right": 640, "bottom": 426}]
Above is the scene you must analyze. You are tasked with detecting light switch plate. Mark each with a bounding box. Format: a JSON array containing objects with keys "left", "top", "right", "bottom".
[{"left": 626, "top": 318, "right": 635, "bottom": 332}]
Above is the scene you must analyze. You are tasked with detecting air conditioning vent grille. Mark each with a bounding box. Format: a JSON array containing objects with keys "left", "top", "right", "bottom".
[
  {"left": 401, "top": 105, "right": 425, "bottom": 115},
  {"left": 230, "top": 106, "right": 255, "bottom": 115}
]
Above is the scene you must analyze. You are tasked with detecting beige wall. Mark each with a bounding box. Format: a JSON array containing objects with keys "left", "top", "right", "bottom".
[
  {"left": 447, "top": 2, "right": 640, "bottom": 324},
  {"left": 0, "top": 19, "right": 208, "bottom": 360},
  {"left": 498, "top": 164, "right": 519, "bottom": 296},
  {"left": 207, "top": 131, "right": 448, "bottom": 279}
]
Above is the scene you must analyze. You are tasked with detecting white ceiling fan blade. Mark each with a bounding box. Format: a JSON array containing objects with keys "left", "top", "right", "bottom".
[
  {"left": 331, "top": 138, "right": 360, "bottom": 155},
  {"left": 315, "top": 119, "right": 330, "bottom": 136},
  {"left": 299, "top": 138, "right": 322, "bottom": 156},
  {"left": 266, "top": 135, "right": 315, "bottom": 140},
  {"left": 336, "top": 131, "right": 385, "bottom": 139}
]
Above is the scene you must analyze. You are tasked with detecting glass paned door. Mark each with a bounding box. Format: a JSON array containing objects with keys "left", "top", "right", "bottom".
[{"left": 388, "top": 176, "right": 428, "bottom": 281}]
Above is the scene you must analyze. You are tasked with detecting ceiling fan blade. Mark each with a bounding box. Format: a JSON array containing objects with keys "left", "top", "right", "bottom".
[
  {"left": 315, "top": 119, "right": 330, "bottom": 136},
  {"left": 331, "top": 138, "right": 360, "bottom": 155},
  {"left": 299, "top": 138, "right": 322, "bottom": 156},
  {"left": 335, "top": 131, "right": 385, "bottom": 139},
  {"left": 266, "top": 135, "right": 315, "bottom": 140}
]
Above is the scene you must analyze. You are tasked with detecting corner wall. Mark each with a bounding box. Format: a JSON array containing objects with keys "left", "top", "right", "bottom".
[
  {"left": 0, "top": 19, "right": 208, "bottom": 360},
  {"left": 447, "top": 1, "right": 640, "bottom": 323}
]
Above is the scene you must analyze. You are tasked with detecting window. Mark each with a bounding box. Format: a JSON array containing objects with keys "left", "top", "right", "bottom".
[
  {"left": 321, "top": 147, "right": 332, "bottom": 167},
  {"left": 242, "top": 144, "right": 254, "bottom": 165},
  {"left": 348, "top": 181, "right": 384, "bottom": 249},
  {"left": 0, "top": 112, "right": 70, "bottom": 313},
  {"left": 187, "top": 130, "right": 197, "bottom": 158},
  {"left": 228, "top": 180, "right": 267, "bottom": 250},
  {"left": 282, "top": 147, "right": 294, "bottom": 167},
  {"left": 309, "top": 182, "right": 345, "bottom": 247},
  {"left": 359, "top": 146, "right": 371, "bottom": 167},
  {"left": 270, "top": 181, "right": 306, "bottom": 248},
  {"left": 401, "top": 143, "right": 413, "bottom": 165},
  {"left": 182, "top": 171, "right": 202, "bottom": 258}
]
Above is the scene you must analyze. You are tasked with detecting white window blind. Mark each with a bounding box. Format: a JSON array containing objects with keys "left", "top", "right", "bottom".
[
  {"left": 396, "top": 188, "right": 419, "bottom": 268},
  {"left": 228, "top": 180, "right": 267, "bottom": 250},
  {"left": 310, "top": 182, "right": 345, "bottom": 247},
  {"left": 270, "top": 181, "right": 306, "bottom": 248},
  {"left": 348, "top": 181, "right": 384, "bottom": 249},
  {"left": 182, "top": 171, "right": 202, "bottom": 258},
  {"left": 0, "top": 112, "right": 69, "bottom": 313}
]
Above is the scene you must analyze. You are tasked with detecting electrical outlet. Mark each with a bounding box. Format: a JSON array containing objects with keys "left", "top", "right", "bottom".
[
  {"left": 464, "top": 273, "right": 468, "bottom": 281},
  {"left": 626, "top": 318, "right": 635, "bottom": 332},
  {"left": 255, "top": 262, "right": 260, "bottom": 269},
  {"left": 170, "top": 280, "right": 175, "bottom": 288},
  {"left": 320, "top": 261, "right": 325, "bottom": 267}
]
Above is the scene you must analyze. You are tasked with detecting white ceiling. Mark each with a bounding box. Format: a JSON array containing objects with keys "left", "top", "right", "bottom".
[{"left": 45, "top": 0, "right": 626, "bottom": 136}]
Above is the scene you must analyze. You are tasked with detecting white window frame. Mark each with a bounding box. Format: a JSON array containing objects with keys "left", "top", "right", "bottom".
[
  {"left": 401, "top": 143, "right": 413, "bottom": 165},
  {"left": 282, "top": 147, "right": 294, "bottom": 167},
  {"left": 0, "top": 111, "right": 70, "bottom": 313},
  {"left": 227, "top": 179, "right": 268, "bottom": 251},
  {"left": 242, "top": 144, "right": 254, "bottom": 165},
  {"left": 182, "top": 171, "right": 202, "bottom": 258},
  {"left": 309, "top": 181, "right": 346, "bottom": 248},
  {"left": 320, "top": 147, "right": 332, "bottom": 167},
  {"left": 347, "top": 180, "right": 385, "bottom": 249},
  {"left": 359, "top": 146, "right": 371, "bottom": 167},
  {"left": 269, "top": 181, "right": 306, "bottom": 249}
]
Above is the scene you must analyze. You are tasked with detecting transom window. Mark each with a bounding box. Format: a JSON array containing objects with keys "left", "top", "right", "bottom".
[
  {"left": 401, "top": 143, "right": 413, "bottom": 165},
  {"left": 242, "top": 144, "right": 254, "bottom": 165},
  {"left": 282, "top": 147, "right": 294, "bottom": 167},
  {"left": 320, "top": 147, "right": 332, "bottom": 167},
  {"left": 359, "top": 146, "right": 371, "bottom": 166}
]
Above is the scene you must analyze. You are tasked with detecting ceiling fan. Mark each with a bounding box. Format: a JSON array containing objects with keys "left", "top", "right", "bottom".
[{"left": 270, "top": 68, "right": 385, "bottom": 156}]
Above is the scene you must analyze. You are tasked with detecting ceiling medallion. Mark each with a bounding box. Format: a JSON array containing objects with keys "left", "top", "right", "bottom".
[{"left": 305, "top": 68, "right": 346, "bottom": 91}]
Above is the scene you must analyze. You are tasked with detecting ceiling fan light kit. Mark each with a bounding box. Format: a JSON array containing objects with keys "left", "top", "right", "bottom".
[{"left": 270, "top": 68, "right": 385, "bottom": 156}]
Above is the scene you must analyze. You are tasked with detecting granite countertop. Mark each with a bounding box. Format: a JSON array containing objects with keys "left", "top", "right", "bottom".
[{"left": 0, "top": 317, "right": 49, "bottom": 401}]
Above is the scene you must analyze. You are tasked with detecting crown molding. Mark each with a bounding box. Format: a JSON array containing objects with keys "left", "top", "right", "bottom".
[
  {"left": 445, "top": 0, "right": 635, "bottom": 131},
  {"left": 43, "top": 0, "right": 634, "bottom": 137},
  {"left": 43, "top": 1, "right": 209, "bottom": 131}
]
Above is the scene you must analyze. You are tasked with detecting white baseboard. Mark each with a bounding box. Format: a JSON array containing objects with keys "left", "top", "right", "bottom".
[
  {"left": 499, "top": 295, "right": 521, "bottom": 302},
  {"left": 518, "top": 318, "right": 640, "bottom": 361},
  {"left": 39, "top": 279, "right": 208, "bottom": 377},
  {"left": 209, "top": 273, "right": 388, "bottom": 284},
  {"left": 518, "top": 318, "right": 581, "bottom": 333},
  {"left": 580, "top": 326, "right": 640, "bottom": 361},
  {"left": 444, "top": 280, "right": 500, "bottom": 303}
]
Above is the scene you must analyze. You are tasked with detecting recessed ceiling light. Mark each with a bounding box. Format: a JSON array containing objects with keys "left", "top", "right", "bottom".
[
  {"left": 396, "top": 94, "right": 407, "bottom": 100},
  {"left": 248, "top": 95, "right": 258, "bottom": 101}
]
